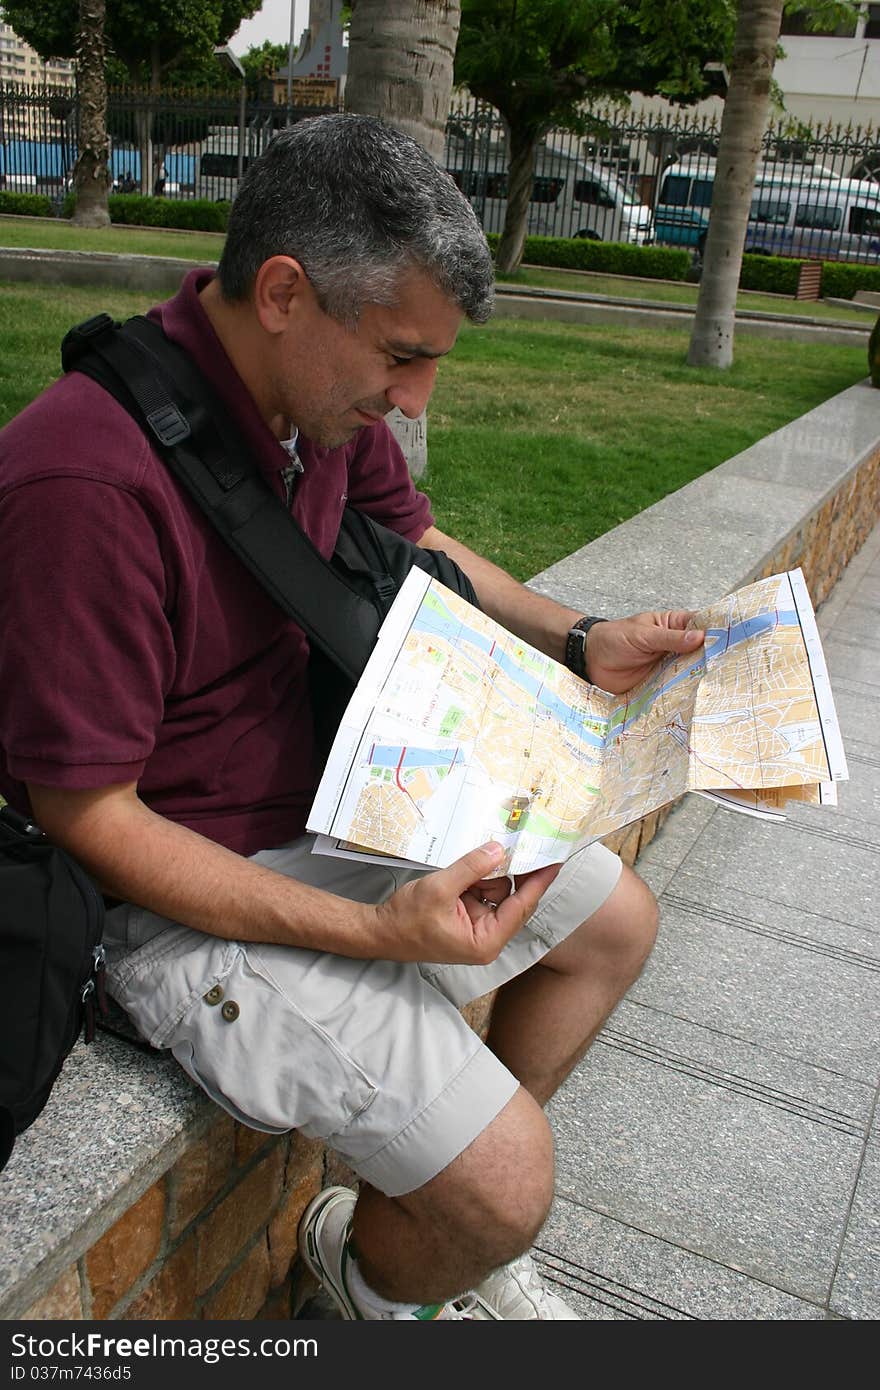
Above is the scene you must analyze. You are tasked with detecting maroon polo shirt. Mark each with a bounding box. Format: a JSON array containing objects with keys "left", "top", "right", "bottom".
[{"left": 0, "top": 269, "right": 433, "bottom": 854}]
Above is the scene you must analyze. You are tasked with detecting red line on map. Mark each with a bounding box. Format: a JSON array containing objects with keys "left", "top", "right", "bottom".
[
  {"left": 394, "top": 746, "right": 424, "bottom": 818},
  {"left": 394, "top": 746, "right": 407, "bottom": 793}
]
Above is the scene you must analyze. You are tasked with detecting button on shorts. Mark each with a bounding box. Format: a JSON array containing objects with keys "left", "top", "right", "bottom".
[{"left": 103, "top": 835, "right": 622, "bottom": 1196}]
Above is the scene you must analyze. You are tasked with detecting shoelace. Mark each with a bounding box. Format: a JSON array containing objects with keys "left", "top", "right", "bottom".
[{"left": 506, "top": 1253, "right": 555, "bottom": 1312}]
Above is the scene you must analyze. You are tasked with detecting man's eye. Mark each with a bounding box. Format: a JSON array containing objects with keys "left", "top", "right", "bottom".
[{"left": 390, "top": 354, "right": 413, "bottom": 367}]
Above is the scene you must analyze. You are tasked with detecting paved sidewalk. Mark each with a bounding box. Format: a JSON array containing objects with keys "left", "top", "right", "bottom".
[{"left": 534, "top": 522, "right": 880, "bottom": 1319}]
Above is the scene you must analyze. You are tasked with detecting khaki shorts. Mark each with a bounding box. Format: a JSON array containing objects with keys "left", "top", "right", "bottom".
[{"left": 104, "top": 836, "right": 622, "bottom": 1197}]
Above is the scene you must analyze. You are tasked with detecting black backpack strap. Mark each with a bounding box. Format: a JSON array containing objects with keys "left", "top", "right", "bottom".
[{"left": 61, "top": 314, "right": 382, "bottom": 683}]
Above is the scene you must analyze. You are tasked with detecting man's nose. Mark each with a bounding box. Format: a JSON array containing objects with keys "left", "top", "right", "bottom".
[{"left": 385, "top": 358, "right": 439, "bottom": 419}]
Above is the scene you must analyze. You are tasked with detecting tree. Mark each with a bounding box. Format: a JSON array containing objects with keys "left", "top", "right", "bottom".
[
  {"left": 455, "top": 0, "right": 736, "bottom": 274},
  {"left": 70, "top": 0, "right": 111, "bottom": 227},
  {"left": 686, "top": 1, "right": 784, "bottom": 367},
  {"left": 1, "top": 2, "right": 260, "bottom": 193},
  {"left": 344, "top": 1, "right": 464, "bottom": 475},
  {"left": 1, "top": 2, "right": 261, "bottom": 84},
  {"left": 687, "top": 1, "right": 857, "bottom": 368},
  {"left": 345, "top": 0, "right": 461, "bottom": 162},
  {"left": 240, "top": 40, "right": 288, "bottom": 98}
]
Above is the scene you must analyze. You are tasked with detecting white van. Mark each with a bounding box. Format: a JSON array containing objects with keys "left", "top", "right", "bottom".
[
  {"left": 447, "top": 143, "right": 653, "bottom": 244},
  {"left": 195, "top": 125, "right": 260, "bottom": 202},
  {"left": 655, "top": 156, "right": 880, "bottom": 262}
]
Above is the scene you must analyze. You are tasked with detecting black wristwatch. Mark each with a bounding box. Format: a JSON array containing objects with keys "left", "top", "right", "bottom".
[{"left": 564, "top": 616, "right": 608, "bottom": 683}]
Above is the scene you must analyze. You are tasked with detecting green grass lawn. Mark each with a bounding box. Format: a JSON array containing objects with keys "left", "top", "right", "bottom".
[
  {"left": 1, "top": 216, "right": 872, "bottom": 323},
  {"left": 0, "top": 278, "right": 868, "bottom": 584},
  {"left": 423, "top": 317, "right": 868, "bottom": 578},
  {"left": 0, "top": 215, "right": 224, "bottom": 263}
]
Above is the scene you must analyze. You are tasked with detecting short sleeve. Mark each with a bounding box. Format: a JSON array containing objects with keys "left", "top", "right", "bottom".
[{"left": 0, "top": 477, "right": 176, "bottom": 789}]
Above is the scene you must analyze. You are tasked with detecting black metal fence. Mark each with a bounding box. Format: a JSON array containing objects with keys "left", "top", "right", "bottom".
[
  {"left": 4, "top": 84, "right": 880, "bottom": 262},
  {"left": 0, "top": 84, "right": 334, "bottom": 201},
  {"left": 444, "top": 103, "right": 880, "bottom": 262}
]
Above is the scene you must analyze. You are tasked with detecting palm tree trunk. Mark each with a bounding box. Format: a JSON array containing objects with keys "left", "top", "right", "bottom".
[
  {"left": 71, "top": 0, "right": 110, "bottom": 228},
  {"left": 687, "top": 0, "right": 784, "bottom": 369},
  {"left": 495, "top": 126, "right": 538, "bottom": 275},
  {"left": 345, "top": 0, "right": 460, "bottom": 163},
  {"left": 345, "top": 0, "right": 463, "bottom": 477}
]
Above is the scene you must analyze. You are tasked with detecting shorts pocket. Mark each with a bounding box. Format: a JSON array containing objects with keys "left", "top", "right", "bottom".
[
  {"left": 107, "top": 925, "right": 238, "bottom": 1048},
  {"left": 162, "top": 943, "right": 379, "bottom": 1138}
]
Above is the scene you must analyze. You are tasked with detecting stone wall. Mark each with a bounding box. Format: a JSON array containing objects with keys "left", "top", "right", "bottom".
[
  {"left": 17, "top": 1117, "right": 337, "bottom": 1321},
  {"left": 3, "top": 385, "right": 878, "bottom": 1323}
]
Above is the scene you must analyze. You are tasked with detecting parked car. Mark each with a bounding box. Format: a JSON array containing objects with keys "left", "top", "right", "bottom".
[
  {"left": 655, "top": 156, "right": 880, "bottom": 262},
  {"left": 446, "top": 143, "right": 654, "bottom": 244}
]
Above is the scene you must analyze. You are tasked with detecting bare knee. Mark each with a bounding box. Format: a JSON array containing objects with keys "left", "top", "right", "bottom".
[
  {"left": 604, "top": 866, "right": 658, "bottom": 969},
  {"left": 545, "top": 863, "right": 658, "bottom": 980},
  {"left": 384, "top": 1086, "right": 554, "bottom": 1273}
]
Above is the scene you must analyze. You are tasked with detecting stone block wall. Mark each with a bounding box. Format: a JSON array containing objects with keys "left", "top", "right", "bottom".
[{"left": 19, "top": 1117, "right": 328, "bottom": 1320}]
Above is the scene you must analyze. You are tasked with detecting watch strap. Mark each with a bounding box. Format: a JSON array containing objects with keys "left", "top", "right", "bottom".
[{"left": 565, "top": 616, "right": 608, "bottom": 682}]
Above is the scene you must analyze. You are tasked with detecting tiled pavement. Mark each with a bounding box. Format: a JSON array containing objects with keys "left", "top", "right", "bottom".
[{"left": 534, "top": 521, "right": 880, "bottom": 1320}]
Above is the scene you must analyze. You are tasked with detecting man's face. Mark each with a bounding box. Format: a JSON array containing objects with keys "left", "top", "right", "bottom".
[{"left": 273, "top": 269, "right": 463, "bottom": 447}]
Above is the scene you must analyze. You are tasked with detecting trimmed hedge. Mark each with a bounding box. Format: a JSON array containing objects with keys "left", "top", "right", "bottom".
[
  {"left": 0, "top": 191, "right": 54, "bottom": 218},
  {"left": 488, "top": 232, "right": 691, "bottom": 282},
  {"left": 738, "top": 253, "right": 801, "bottom": 296},
  {"left": 820, "top": 260, "right": 880, "bottom": 300},
  {"left": 738, "top": 251, "right": 880, "bottom": 300},
  {"left": 62, "top": 192, "right": 230, "bottom": 232}
]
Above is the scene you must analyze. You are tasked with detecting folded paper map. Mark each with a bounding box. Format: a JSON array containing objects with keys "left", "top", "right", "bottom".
[{"left": 307, "top": 567, "right": 848, "bottom": 874}]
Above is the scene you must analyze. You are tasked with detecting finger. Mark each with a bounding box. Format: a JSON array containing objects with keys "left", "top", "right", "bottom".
[
  {"left": 639, "top": 624, "right": 704, "bottom": 655},
  {"left": 494, "top": 861, "right": 561, "bottom": 933},
  {"left": 435, "top": 841, "right": 506, "bottom": 899},
  {"left": 476, "top": 873, "right": 514, "bottom": 905},
  {"left": 662, "top": 610, "right": 700, "bottom": 631},
  {"left": 513, "top": 862, "right": 561, "bottom": 893}
]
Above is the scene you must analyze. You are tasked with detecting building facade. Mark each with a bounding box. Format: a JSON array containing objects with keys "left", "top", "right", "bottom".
[{"left": 0, "top": 21, "right": 73, "bottom": 89}]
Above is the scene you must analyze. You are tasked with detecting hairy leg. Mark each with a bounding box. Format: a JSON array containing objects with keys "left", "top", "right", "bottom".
[
  {"left": 335, "top": 864, "right": 656, "bottom": 1305},
  {"left": 350, "top": 1085, "right": 554, "bottom": 1304}
]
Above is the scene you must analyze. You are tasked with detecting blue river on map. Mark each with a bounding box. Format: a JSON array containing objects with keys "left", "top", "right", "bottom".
[
  {"left": 406, "top": 597, "right": 799, "bottom": 757},
  {"left": 370, "top": 746, "right": 458, "bottom": 770}
]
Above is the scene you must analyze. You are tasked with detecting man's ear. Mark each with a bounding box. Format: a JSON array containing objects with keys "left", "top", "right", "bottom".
[{"left": 252, "top": 256, "right": 311, "bottom": 334}]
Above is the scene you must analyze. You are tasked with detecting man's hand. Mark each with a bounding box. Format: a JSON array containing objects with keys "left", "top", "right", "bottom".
[
  {"left": 585, "top": 611, "right": 705, "bottom": 695},
  {"left": 374, "top": 842, "right": 560, "bottom": 965}
]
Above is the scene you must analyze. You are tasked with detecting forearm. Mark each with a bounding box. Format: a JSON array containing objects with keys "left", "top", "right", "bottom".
[
  {"left": 26, "top": 781, "right": 377, "bottom": 957},
  {"left": 419, "top": 525, "right": 705, "bottom": 695},
  {"left": 419, "top": 524, "right": 584, "bottom": 663}
]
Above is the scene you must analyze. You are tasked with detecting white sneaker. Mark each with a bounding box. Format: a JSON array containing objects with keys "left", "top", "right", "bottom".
[
  {"left": 297, "top": 1185, "right": 501, "bottom": 1320},
  {"left": 476, "top": 1252, "right": 582, "bottom": 1319}
]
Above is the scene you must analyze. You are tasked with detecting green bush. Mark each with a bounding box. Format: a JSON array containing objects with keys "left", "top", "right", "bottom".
[
  {"left": 738, "top": 253, "right": 801, "bottom": 295},
  {"left": 820, "top": 261, "right": 880, "bottom": 301},
  {"left": 0, "top": 191, "right": 54, "bottom": 218},
  {"left": 62, "top": 192, "right": 230, "bottom": 233},
  {"left": 487, "top": 232, "right": 690, "bottom": 281},
  {"left": 737, "top": 252, "right": 880, "bottom": 301}
]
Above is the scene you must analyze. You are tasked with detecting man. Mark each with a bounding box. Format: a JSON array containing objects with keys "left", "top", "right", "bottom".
[{"left": 0, "top": 115, "right": 703, "bottom": 1320}]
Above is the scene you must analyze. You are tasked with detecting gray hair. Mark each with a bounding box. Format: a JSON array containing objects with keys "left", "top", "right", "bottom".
[{"left": 217, "top": 113, "right": 495, "bottom": 325}]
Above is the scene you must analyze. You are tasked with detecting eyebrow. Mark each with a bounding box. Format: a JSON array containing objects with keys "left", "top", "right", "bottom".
[{"left": 383, "top": 338, "right": 452, "bottom": 360}]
